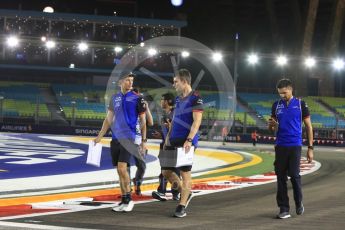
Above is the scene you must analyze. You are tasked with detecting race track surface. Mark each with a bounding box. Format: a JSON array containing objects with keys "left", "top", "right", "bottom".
[{"left": 1, "top": 143, "right": 344, "bottom": 230}]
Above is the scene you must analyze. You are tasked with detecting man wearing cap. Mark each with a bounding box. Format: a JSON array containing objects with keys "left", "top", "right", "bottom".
[{"left": 94, "top": 72, "right": 147, "bottom": 212}]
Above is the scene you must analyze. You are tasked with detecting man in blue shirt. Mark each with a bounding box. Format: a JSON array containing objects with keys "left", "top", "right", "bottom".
[
  {"left": 268, "top": 78, "right": 314, "bottom": 219},
  {"left": 162, "top": 69, "right": 203, "bottom": 218},
  {"left": 94, "top": 72, "right": 147, "bottom": 212}
]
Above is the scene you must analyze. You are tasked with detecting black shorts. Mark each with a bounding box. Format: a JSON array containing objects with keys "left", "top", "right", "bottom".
[
  {"left": 161, "top": 138, "right": 193, "bottom": 172},
  {"left": 110, "top": 139, "right": 138, "bottom": 166}
]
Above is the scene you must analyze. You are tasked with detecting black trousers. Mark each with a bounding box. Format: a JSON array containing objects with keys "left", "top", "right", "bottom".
[{"left": 274, "top": 146, "right": 302, "bottom": 212}]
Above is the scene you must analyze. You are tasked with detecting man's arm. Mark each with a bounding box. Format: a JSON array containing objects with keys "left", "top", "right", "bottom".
[
  {"left": 303, "top": 116, "right": 314, "bottom": 163},
  {"left": 145, "top": 102, "right": 154, "bottom": 127},
  {"left": 94, "top": 110, "right": 114, "bottom": 143},
  {"left": 268, "top": 102, "right": 278, "bottom": 132},
  {"left": 183, "top": 111, "right": 203, "bottom": 152},
  {"left": 139, "top": 113, "right": 147, "bottom": 155}
]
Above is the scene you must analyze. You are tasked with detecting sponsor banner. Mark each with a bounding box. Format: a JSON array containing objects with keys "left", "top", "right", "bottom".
[{"left": 209, "top": 134, "right": 345, "bottom": 147}]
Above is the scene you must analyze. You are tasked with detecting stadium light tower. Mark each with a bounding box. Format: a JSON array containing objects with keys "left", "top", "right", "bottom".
[
  {"left": 304, "top": 57, "right": 316, "bottom": 68},
  {"left": 247, "top": 53, "right": 259, "bottom": 65},
  {"left": 332, "top": 58, "right": 345, "bottom": 71},
  {"left": 276, "top": 55, "right": 288, "bottom": 66},
  {"left": 6, "top": 36, "right": 19, "bottom": 48},
  {"left": 212, "top": 52, "right": 223, "bottom": 62}
]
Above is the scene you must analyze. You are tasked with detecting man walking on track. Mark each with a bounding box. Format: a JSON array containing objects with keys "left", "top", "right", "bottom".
[
  {"left": 268, "top": 78, "right": 314, "bottom": 219},
  {"left": 162, "top": 69, "right": 203, "bottom": 218},
  {"left": 94, "top": 72, "right": 147, "bottom": 212},
  {"left": 152, "top": 92, "right": 180, "bottom": 201}
]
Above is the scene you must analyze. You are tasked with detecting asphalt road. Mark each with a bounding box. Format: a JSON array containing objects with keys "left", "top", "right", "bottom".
[{"left": 2, "top": 144, "right": 345, "bottom": 230}]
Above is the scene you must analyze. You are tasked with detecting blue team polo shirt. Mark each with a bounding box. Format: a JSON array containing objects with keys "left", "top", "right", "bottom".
[
  {"left": 170, "top": 91, "right": 203, "bottom": 146},
  {"left": 109, "top": 91, "right": 146, "bottom": 141},
  {"left": 271, "top": 97, "right": 310, "bottom": 146}
]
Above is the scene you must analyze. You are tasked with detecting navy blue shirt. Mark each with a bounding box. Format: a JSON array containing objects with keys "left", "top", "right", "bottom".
[
  {"left": 109, "top": 91, "right": 146, "bottom": 141},
  {"left": 170, "top": 91, "right": 203, "bottom": 146},
  {"left": 271, "top": 97, "right": 310, "bottom": 146}
]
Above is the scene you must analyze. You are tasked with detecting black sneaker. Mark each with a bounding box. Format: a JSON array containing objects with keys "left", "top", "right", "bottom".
[
  {"left": 185, "top": 192, "right": 194, "bottom": 208},
  {"left": 133, "top": 178, "right": 141, "bottom": 195},
  {"left": 296, "top": 203, "right": 304, "bottom": 215},
  {"left": 174, "top": 205, "right": 186, "bottom": 218},
  {"left": 152, "top": 191, "right": 167, "bottom": 201},
  {"left": 276, "top": 211, "right": 291, "bottom": 219}
]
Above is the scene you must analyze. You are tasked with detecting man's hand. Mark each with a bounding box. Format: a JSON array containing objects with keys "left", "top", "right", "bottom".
[
  {"left": 140, "top": 142, "right": 147, "bottom": 157},
  {"left": 307, "top": 148, "right": 314, "bottom": 163},
  {"left": 268, "top": 118, "right": 278, "bottom": 131},
  {"left": 94, "top": 136, "right": 102, "bottom": 145},
  {"left": 183, "top": 140, "right": 192, "bottom": 153}
]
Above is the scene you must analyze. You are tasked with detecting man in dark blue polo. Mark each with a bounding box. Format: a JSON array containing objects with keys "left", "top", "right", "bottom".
[
  {"left": 162, "top": 69, "right": 203, "bottom": 218},
  {"left": 152, "top": 92, "right": 180, "bottom": 201},
  {"left": 94, "top": 72, "right": 147, "bottom": 212},
  {"left": 268, "top": 78, "right": 314, "bottom": 219}
]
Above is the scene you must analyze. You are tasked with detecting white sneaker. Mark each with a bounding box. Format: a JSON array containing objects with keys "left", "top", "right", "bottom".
[
  {"left": 122, "top": 200, "right": 134, "bottom": 212},
  {"left": 112, "top": 202, "right": 124, "bottom": 212}
]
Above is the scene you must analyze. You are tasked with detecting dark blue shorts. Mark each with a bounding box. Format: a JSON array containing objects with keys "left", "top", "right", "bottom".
[{"left": 110, "top": 139, "right": 137, "bottom": 166}]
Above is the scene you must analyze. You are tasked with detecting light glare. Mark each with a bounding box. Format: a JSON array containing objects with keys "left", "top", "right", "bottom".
[
  {"left": 276, "top": 55, "right": 288, "bottom": 66},
  {"left": 247, "top": 53, "right": 259, "bottom": 65},
  {"left": 78, "top": 42, "right": 88, "bottom": 52},
  {"left": 46, "top": 40, "right": 56, "bottom": 49},
  {"left": 212, "top": 52, "right": 222, "bottom": 62},
  {"left": 148, "top": 48, "right": 157, "bottom": 56},
  {"left": 332, "top": 58, "right": 345, "bottom": 70},
  {"left": 6, "top": 36, "right": 19, "bottom": 48},
  {"left": 304, "top": 57, "right": 316, "bottom": 68},
  {"left": 114, "top": 46, "right": 123, "bottom": 53},
  {"left": 181, "top": 51, "right": 190, "bottom": 58}
]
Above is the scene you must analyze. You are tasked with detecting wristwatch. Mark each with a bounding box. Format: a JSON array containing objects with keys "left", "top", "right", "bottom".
[
  {"left": 186, "top": 138, "right": 193, "bottom": 142},
  {"left": 307, "top": 145, "right": 314, "bottom": 150}
]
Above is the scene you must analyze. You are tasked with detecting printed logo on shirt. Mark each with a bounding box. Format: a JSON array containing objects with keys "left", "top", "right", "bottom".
[
  {"left": 277, "top": 104, "right": 284, "bottom": 109},
  {"left": 276, "top": 109, "right": 283, "bottom": 115},
  {"left": 114, "top": 96, "right": 122, "bottom": 107}
]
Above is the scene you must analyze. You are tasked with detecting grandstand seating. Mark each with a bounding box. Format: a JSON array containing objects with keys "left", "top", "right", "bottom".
[
  {"left": 238, "top": 93, "right": 278, "bottom": 122},
  {"left": 1, "top": 81, "right": 344, "bottom": 129},
  {"left": 52, "top": 84, "right": 106, "bottom": 120},
  {"left": 238, "top": 93, "right": 345, "bottom": 129},
  {"left": 0, "top": 82, "right": 50, "bottom": 118}
]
